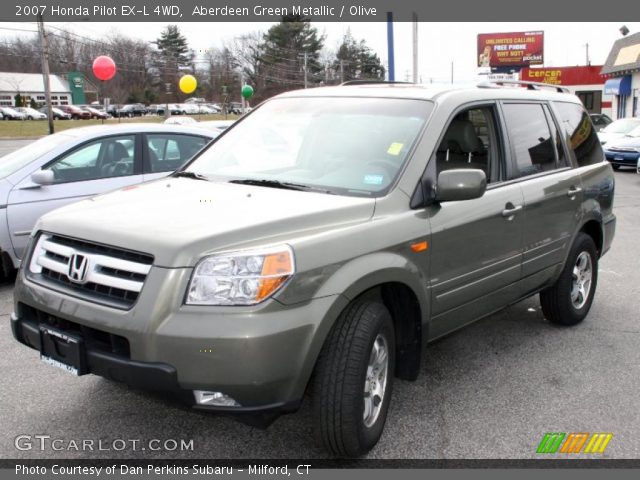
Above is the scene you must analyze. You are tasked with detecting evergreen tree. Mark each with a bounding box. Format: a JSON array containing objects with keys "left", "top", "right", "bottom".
[
  {"left": 334, "top": 31, "right": 385, "bottom": 82},
  {"left": 260, "top": 15, "right": 324, "bottom": 93},
  {"left": 152, "top": 25, "right": 194, "bottom": 101},
  {"left": 153, "top": 25, "right": 192, "bottom": 68}
]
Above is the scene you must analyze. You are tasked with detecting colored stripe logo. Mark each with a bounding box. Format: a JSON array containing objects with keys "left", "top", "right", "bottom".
[{"left": 537, "top": 433, "right": 612, "bottom": 454}]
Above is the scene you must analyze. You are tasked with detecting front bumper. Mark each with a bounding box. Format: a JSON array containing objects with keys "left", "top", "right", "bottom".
[
  {"left": 604, "top": 151, "right": 640, "bottom": 166},
  {"left": 12, "top": 266, "right": 346, "bottom": 413}
]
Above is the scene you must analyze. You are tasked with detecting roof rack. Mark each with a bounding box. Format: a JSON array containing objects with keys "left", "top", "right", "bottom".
[
  {"left": 477, "top": 80, "right": 570, "bottom": 94},
  {"left": 340, "top": 80, "right": 415, "bottom": 86}
]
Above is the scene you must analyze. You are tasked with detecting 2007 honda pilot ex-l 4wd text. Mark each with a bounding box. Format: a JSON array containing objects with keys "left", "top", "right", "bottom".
[{"left": 11, "top": 82, "right": 615, "bottom": 456}]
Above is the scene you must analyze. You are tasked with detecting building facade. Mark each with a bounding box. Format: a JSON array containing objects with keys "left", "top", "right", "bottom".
[
  {"left": 601, "top": 32, "right": 640, "bottom": 119},
  {"left": 0, "top": 72, "right": 97, "bottom": 107},
  {"left": 520, "top": 66, "right": 612, "bottom": 118}
]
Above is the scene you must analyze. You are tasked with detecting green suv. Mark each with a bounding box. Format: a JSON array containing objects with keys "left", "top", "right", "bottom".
[{"left": 11, "top": 82, "right": 616, "bottom": 456}]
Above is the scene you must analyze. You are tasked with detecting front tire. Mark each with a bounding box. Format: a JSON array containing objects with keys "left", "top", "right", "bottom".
[
  {"left": 612, "top": 164, "right": 620, "bottom": 170},
  {"left": 540, "top": 233, "right": 598, "bottom": 326},
  {"left": 312, "top": 298, "right": 395, "bottom": 457}
]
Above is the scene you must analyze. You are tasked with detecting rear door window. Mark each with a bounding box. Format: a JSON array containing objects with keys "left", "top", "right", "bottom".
[
  {"left": 145, "top": 134, "right": 209, "bottom": 173},
  {"left": 502, "top": 103, "right": 558, "bottom": 178}
]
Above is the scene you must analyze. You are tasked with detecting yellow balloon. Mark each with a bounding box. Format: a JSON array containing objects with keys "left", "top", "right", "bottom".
[{"left": 179, "top": 75, "right": 197, "bottom": 94}]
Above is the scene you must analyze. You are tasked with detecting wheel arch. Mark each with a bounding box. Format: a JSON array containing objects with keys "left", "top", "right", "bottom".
[{"left": 300, "top": 255, "right": 429, "bottom": 391}]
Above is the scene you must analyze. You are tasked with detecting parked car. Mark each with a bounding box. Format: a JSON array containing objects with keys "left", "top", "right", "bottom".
[
  {"left": 0, "top": 111, "right": 3, "bottom": 120},
  {"left": 105, "top": 104, "right": 119, "bottom": 117},
  {"left": 59, "top": 105, "right": 91, "bottom": 120},
  {"left": 196, "top": 119, "right": 235, "bottom": 133},
  {"left": 597, "top": 117, "right": 640, "bottom": 145},
  {"left": 10, "top": 82, "right": 615, "bottom": 457},
  {"left": 81, "top": 106, "right": 109, "bottom": 119},
  {"left": 164, "top": 116, "right": 197, "bottom": 125},
  {"left": 0, "top": 124, "right": 216, "bottom": 276},
  {"left": 589, "top": 113, "right": 613, "bottom": 131},
  {"left": 0, "top": 107, "right": 26, "bottom": 120},
  {"left": 197, "top": 104, "right": 219, "bottom": 114},
  {"left": 228, "top": 102, "right": 243, "bottom": 114},
  {"left": 116, "top": 104, "right": 146, "bottom": 118},
  {"left": 178, "top": 103, "right": 200, "bottom": 115},
  {"left": 38, "top": 106, "right": 71, "bottom": 120},
  {"left": 603, "top": 124, "right": 640, "bottom": 170},
  {"left": 16, "top": 107, "right": 46, "bottom": 120}
]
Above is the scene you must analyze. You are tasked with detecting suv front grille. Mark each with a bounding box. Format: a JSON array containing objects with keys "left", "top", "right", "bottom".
[{"left": 28, "top": 233, "right": 153, "bottom": 309}]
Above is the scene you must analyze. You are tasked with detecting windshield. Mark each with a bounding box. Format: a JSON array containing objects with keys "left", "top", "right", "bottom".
[
  {"left": 0, "top": 133, "right": 74, "bottom": 178},
  {"left": 602, "top": 118, "right": 640, "bottom": 134},
  {"left": 186, "top": 96, "right": 432, "bottom": 196}
]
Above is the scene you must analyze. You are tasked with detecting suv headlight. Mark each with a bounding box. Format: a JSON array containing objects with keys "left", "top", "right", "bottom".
[{"left": 186, "top": 245, "right": 295, "bottom": 305}]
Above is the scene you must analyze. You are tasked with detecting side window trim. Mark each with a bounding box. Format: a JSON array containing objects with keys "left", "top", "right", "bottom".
[{"left": 541, "top": 104, "right": 564, "bottom": 169}]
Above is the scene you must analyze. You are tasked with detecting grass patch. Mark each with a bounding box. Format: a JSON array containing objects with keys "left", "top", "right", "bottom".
[{"left": 0, "top": 114, "right": 239, "bottom": 138}]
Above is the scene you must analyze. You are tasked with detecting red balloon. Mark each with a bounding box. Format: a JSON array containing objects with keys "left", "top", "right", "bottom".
[{"left": 92, "top": 56, "right": 116, "bottom": 81}]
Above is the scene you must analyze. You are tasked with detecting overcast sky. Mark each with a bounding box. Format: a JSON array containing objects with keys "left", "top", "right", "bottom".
[{"left": 3, "top": 21, "right": 639, "bottom": 83}]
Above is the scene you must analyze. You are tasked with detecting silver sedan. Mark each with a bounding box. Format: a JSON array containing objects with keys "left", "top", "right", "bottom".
[{"left": 0, "top": 123, "right": 217, "bottom": 275}]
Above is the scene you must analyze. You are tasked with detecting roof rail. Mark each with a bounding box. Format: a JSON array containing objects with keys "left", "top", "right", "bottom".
[
  {"left": 340, "top": 80, "right": 415, "bottom": 86},
  {"left": 477, "top": 80, "right": 570, "bottom": 94}
]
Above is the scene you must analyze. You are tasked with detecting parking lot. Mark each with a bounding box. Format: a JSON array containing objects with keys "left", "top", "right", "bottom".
[{"left": 0, "top": 136, "right": 638, "bottom": 459}]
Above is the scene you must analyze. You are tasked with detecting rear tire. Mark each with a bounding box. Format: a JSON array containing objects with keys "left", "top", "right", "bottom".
[
  {"left": 312, "top": 298, "right": 395, "bottom": 457},
  {"left": 540, "top": 233, "right": 598, "bottom": 326}
]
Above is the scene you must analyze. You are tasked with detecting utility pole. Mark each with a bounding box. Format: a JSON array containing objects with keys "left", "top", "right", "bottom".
[
  {"left": 340, "top": 60, "right": 344, "bottom": 83},
  {"left": 37, "top": 14, "right": 54, "bottom": 134},
  {"left": 584, "top": 43, "right": 590, "bottom": 66},
  {"left": 451, "top": 61, "right": 454, "bottom": 84},
  {"left": 412, "top": 13, "right": 418, "bottom": 83},
  {"left": 240, "top": 71, "right": 246, "bottom": 114},
  {"left": 303, "top": 51, "right": 308, "bottom": 89},
  {"left": 386, "top": 12, "right": 395, "bottom": 81}
]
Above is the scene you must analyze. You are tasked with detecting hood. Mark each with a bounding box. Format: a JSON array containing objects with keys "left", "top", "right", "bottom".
[
  {"left": 37, "top": 177, "right": 376, "bottom": 267},
  {"left": 605, "top": 135, "right": 640, "bottom": 149},
  {"left": 598, "top": 132, "right": 626, "bottom": 145}
]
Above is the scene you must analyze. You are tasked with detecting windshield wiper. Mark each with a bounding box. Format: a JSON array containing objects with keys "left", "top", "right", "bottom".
[
  {"left": 229, "top": 178, "right": 316, "bottom": 192},
  {"left": 173, "top": 171, "right": 209, "bottom": 181}
]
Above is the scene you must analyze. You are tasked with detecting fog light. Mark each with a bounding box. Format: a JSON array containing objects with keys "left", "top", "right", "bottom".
[{"left": 194, "top": 390, "right": 241, "bottom": 407}]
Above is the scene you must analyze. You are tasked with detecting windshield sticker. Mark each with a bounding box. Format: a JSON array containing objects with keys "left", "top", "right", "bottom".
[
  {"left": 364, "top": 174, "right": 384, "bottom": 185},
  {"left": 387, "top": 142, "right": 404, "bottom": 156}
]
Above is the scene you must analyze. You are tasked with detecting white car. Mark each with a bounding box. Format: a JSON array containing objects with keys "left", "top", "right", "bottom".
[
  {"left": 16, "top": 107, "right": 46, "bottom": 120},
  {"left": 164, "top": 116, "right": 197, "bottom": 125},
  {"left": 597, "top": 118, "right": 640, "bottom": 145},
  {"left": 198, "top": 105, "right": 219, "bottom": 114},
  {"left": 196, "top": 119, "right": 235, "bottom": 133},
  {"left": 178, "top": 103, "right": 200, "bottom": 115}
]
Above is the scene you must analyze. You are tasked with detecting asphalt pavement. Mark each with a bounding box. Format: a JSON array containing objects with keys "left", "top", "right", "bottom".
[{"left": 0, "top": 137, "right": 638, "bottom": 459}]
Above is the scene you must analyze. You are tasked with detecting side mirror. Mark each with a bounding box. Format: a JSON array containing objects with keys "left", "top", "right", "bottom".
[
  {"left": 31, "top": 169, "right": 55, "bottom": 186},
  {"left": 436, "top": 169, "right": 487, "bottom": 202}
]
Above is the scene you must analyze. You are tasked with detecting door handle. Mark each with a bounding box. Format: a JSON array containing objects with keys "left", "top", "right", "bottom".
[
  {"left": 502, "top": 204, "right": 523, "bottom": 218},
  {"left": 567, "top": 186, "right": 582, "bottom": 198}
]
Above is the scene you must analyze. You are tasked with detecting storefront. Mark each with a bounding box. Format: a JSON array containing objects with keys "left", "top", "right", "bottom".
[
  {"left": 520, "top": 66, "right": 611, "bottom": 117},
  {"left": 601, "top": 32, "right": 640, "bottom": 120}
]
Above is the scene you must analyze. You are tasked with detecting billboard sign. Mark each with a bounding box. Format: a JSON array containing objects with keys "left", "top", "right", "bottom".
[
  {"left": 521, "top": 66, "right": 605, "bottom": 86},
  {"left": 478, "top": 31, "right": 544, "bottom": 68}
]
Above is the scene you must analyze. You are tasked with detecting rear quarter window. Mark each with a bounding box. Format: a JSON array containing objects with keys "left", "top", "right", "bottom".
[{"left": 553, "top": 102, "right": 604, "bottom": 167}]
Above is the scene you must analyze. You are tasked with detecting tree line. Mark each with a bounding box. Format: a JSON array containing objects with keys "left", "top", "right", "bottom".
[{"left": 0, "top": 16, "right": 385, "bottom": 105}]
